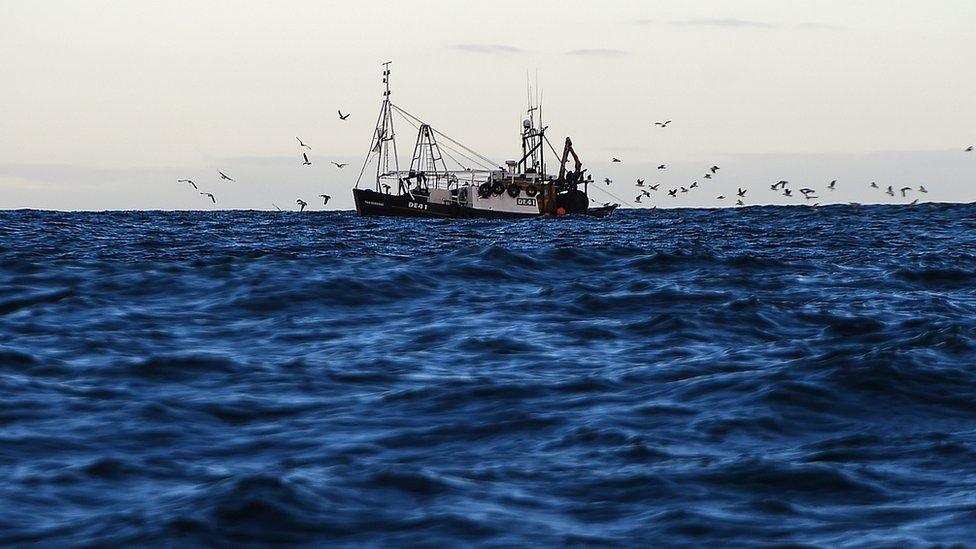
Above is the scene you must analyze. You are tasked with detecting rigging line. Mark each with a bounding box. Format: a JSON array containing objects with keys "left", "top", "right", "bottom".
[
  {"left": 588, "top": 183, "right": 637, "bottom": 209},
  {"left": 392, "top": 109, "right": 481, "bottom": 171},
  {"left": 391, "top": 104, "right": 500, "bottom": 169},
  {"left": 543, "top": 135, "right": 562, "bottom": 162}
]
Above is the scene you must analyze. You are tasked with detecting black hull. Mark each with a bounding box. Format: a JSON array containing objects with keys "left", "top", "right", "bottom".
[{"left": 353, "top": 189, "right": 616, "bottom": 219}]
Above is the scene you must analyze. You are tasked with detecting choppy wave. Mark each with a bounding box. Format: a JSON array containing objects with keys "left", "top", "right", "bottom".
[{"left": 2, "top": 205, "right": 976, "bottom": 545}]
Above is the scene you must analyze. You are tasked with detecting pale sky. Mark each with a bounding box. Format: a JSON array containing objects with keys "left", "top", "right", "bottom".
[{"left": 1, "top": 0, "right": 974, "bottom": 210}]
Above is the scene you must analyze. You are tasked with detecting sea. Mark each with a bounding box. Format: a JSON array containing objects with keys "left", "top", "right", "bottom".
[{"left": 2, "top": 205, "right": 976, "bottom": 546}]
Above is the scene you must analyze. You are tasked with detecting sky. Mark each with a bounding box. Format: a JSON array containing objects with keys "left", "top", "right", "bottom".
[{"left": 1, "top": 0, "right": 974, "bottom": 210}]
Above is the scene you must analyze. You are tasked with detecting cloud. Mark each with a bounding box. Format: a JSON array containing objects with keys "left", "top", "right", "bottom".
[
  {"left": 636, "top": 18, "right": 835, "bottom": 30},
  {"left": 565, "top": 48, "right": 628, "bottom": 57},
  {"left": 451, "top": 43, "right": 524, "bottom": 54}
]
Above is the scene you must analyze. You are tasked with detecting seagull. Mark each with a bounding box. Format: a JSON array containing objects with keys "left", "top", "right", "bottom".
[
  {"left": 654, "top": 120, "right": 672, "bottom": 127},
  {"left": 200, "top": 192, "right": 216, "bottom": 203},
  {"left": 668, "top": 189, "right": 677, "bottom": 197},
  {"left": 710, "top": 166, "right": 720, "bottom": 174},
  {"left": 319, "top": 194, "right": 331, "bottom": 205},
  {"left": 338, "top": 110, "right": 350, "bottom": 120},
  {"left": 635, "top": 195, "right": 643, "bottom": 203},
  {"left": 178, "top": 179, "right": 197, "bottom": 189},
  {"left": 297, "top": 199, "right": 307, "bottom": 212},
  {"left": 919, "top": 185, "right": 928, "bottom": 193},
  {"left": 704, "top": 173, "right": 713, "bottom": 179},
  {"left": 218, "top": 171, "right": 235, "bottom": 182},
  {"left": 770, "top": 184, "right": 780, "bottom": 191},
  {"left": 604, "top": 177, "right": 613, "bottom": 185},
  {"left": 804, "top": 194, "right": 819, "bottom": 200},
  {"left": 680, "top": 186, "right": 689, "bottom": 193},
  {"left": 657, "top": 164, "right": 666, "bottom": 170},
  {"left": 332, "top": 162, "right": 347, "bottom": 168},
  {"left": 800, "top": 188, "right": 815, "bottom": 195},
  {"left": 297, "top": 137, "right": 311, "bottom": 150},
  {"left": 737, "top": 188, "right": 746, "bottom": 197},
  {"left": 900, "top": 186, "right": 912, "bottom": 197},
  {"left": 909, "top": 199, "right": 919, "bottom": 206},
  {"left": 648, "top": 184, "right": 659, "bottom": 191},
  {"left": 636, "top": 179, "right": 645, "bottom": 186},
  {"left": 870, "top": 182, "right": 879, "bottom": 188},
  {"left": 886, "top": 185, "right": 895, "bottom": 196},
  {"left": 302, "top": 152, "right": 312, "bottom": 166},
  {"left": 828, "top": 180, "right": 836, "bottom": 190},
  {"left": 736, "top": 199, "right": 745, "bottom": 206},
  {"left": 641, "top": 190, "right": 651, "bottom": 197},
  {"left": 272, "top": 203, "right": 281, "bottom": 211},
  {"left": 716, "top": 195, "right": 725, "bottom": 199},
  {"left": 612, "top": 157, "right": 621, "bottom": 163},
  {"left": 783, "top": 189, "right": 793, "bottom": 197},
  {"left": 966, "top": 146, "right": 973, "bottom": 152},
  {"left": 689, "top": 182, "right": 698, "bottom": 189}
]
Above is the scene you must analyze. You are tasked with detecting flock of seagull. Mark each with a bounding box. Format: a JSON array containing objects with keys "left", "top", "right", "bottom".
[
  {"left": 600, "top": 121, "right": 973, "bottom": 209},
  {"left": 179, "top": 110, "right": 972, "bottom": 211},
  {"left": 177, "top": 110, "right": 353, "bottom": 210}
]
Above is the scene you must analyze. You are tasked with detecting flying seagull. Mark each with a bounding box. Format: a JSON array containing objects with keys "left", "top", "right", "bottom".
[
  {"left": 668, "top": 189, "right": 677, "bottom": 197},
  {"left": 716, "top": 195, "right": 725, "bottom": 200},
  {"left": 657, "top": 164, "right": 666, "bottom": 170},
  {"left": 178, "top": 179, "right": 197, "bottom": 189},
  {"left": 635, "top": 195, "right": 643, "bottom": 203},
  {"left": 736, "top": 199, "right": 745, "bottom": 206},
  {"left": 332, "top": 162, "right": 347, "bottom": 169},
  {"left": 338, "top": 110, "right": 350, "bottom": 120},
  {"left": 703, "top": 173, "right": 712, "bottom": 179},
  {"left": 641, "top": 190, "right": 651, "bottom": 197},
  {"left": 297, "top": 137, "right": 311, "bottom": 150},
  {"left": 966, "top": 146, "right": 973, "bottom": 152},
  {"left": 200, "top": 192, "right": 216, "bottom": 203},
  {"left": 297, "top": 199, "right": 307, "bottom": 212},
  {"left": 828, "top": 180, "right": 836, "bottom": 190},
  {"left": 636, "top": 179, "right": 644, "bottom": 186},
  {"left": 919, "top": 185, "right": 928, "bottom": 193},
  {"left": 900, "top": 186, "right": 912, "bottom": 197},
  {"left": 612, "top": 157, "right": 621, "bottom": 163},
  {"left": 218, "top": 171, "right": 235, "bottom": 182},
  {"left": 886, "top": 185, "right": 895, "bottom": 196},
  {"left": 604, "top": 177, "right": 613, "bottom": 186},
  {"left": 302, "top": 152, "right": 312, "bottom": 166},
  {"left": 654, "top": 120, "right": 672, "bottom": 127},
  {"left": 870, "top": 182, "right": 879, "bottom": 188},
  {"left": 689, "top": 181, "right": 698, "bottom": 189},
  {"left": 710, "top": 166, "right": 720, "bottom": 174},
  {"left": 680, "top": 186, "right": 689, "bottom": 193},
  {"left": 648, "top": 184, "right": 659, "bottom": 190},
  {"left": 737, "top": 188, "right": 747, "bottom": 197},
  {"left": 319, "top": 194, "right": 331, "bottom": 205},
  {"left": 783, "top": 189, "right": 793, "bottom": 197}
]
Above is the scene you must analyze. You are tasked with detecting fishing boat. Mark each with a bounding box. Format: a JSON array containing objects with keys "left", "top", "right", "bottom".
[{"left": 352, "top": 63, "right": 617, "bottom": 219}]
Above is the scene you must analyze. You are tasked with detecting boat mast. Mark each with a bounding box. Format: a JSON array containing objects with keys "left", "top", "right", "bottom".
[{"left": 356, "top": 62, "right": 399, "bottom": 192}]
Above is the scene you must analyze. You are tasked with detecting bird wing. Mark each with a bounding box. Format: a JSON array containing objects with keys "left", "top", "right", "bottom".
[{"left": 303, "top": 153, "right": 310, "bottom": 163}]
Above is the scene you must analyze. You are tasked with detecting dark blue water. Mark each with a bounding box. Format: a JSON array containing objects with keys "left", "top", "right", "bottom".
[{"left": 3, "top": 205, "right": 976, "bottom": 546}]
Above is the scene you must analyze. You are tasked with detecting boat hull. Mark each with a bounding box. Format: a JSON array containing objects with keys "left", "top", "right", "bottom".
[{"left": 353, "top": 189, "right": 616, "bottom": 219}]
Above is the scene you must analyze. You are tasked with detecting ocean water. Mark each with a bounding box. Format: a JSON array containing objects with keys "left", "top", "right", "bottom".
[{"left": 3, "top": 205, "right": 976, "bottom": 546}]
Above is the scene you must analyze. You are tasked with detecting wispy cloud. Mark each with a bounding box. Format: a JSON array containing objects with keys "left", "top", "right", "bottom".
[
  {"left": 566, "top": 48, "right": 628, "bottom": 57},
  {"left": 637, "top": 18, "right": 835, "bottom": 30},
  {"left": 452, "top": 43, "right": 524, "bottom": 54}
]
